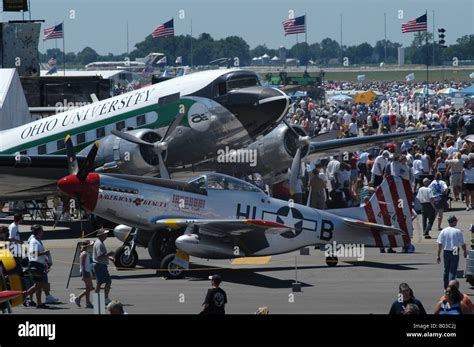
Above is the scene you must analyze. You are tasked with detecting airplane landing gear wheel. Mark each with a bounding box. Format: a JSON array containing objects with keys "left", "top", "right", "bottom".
[
  {"left": 159, "top": 254, "right": 184, "bottom": 279},
  {"left": 114, "top": 246, "right": 138, "bottom": 269},
  {"left": 326, "top": 256, "right": 338, "bottom": 267}
]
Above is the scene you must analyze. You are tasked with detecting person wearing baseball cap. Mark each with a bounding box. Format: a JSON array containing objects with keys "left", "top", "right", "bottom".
[
  {"left": 93, "top": 229, "right": 115, "bottom": 305},
  {"left": 200, "top": 274, "right": 227, "bottom": 315},
  {"left": 437, "top": 215, "right": 468, "bottom": 289}
]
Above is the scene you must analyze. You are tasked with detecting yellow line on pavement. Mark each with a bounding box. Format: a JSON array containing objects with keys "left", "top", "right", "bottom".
[{"left": 231, "top": 256, "right": 272, "bottom": 265}]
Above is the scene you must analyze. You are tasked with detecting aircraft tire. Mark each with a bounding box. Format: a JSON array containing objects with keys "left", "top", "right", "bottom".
[
  {"left": 114, "top": 246, "right": 138, "bottom": 269},
  {"left": 326, "top": 256, "right": 338, "bottom": 267},
  {"left": 159, "top": 254, "right": 184, "bottom": 279}
]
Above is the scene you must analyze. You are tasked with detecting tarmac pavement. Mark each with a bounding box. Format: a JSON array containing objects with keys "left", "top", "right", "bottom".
[{"left": 3, "top": 201, "right": 473, "bottom": 314}]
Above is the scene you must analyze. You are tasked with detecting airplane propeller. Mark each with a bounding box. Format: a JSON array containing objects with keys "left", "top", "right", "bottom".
[
  {"left": 282, "top": 119, "right": 311, "bottom": 195},
  {"left": 63, "top": 135, "right": 100, "bottom": 236},
  {"left": 111, "top": 111, "right": 185, "bottom": 179}
]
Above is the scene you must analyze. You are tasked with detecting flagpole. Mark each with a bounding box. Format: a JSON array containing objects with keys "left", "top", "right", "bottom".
[
  {"left": 63, "top": 22, "right": 66, "bottom": 76},
  {"left": 384, "top": 12, "right": 387, "bottom": 62},
  {"left": 304, "top": 13, "right": 307, "bottom": 44},
  {"left": 190, "top": 19, "right": 193, "bottom": 67},
  {"left": 126, "top": 21, "right": 129, "bottom": 54},
  {"left": 425, "top": 10, "right": 428, "bottom": 109},
  {"left": 432, "top": 10, "right": 435, "bottom": 66},
  {"left": 340, "top": 13, "right": 343, "bottom": 65},
  {"left": 305, "top": 13, "right": 308, "bottom": 70}
]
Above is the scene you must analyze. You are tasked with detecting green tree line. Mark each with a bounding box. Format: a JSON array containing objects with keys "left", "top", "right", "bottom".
[{"left": 40, "top": 32, "right": 474, "bottom": 67}]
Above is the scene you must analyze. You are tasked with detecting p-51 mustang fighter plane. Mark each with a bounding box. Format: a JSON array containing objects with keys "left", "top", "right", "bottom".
[{"left": 57, "top": 138, "right": 415, "bottom": 278}]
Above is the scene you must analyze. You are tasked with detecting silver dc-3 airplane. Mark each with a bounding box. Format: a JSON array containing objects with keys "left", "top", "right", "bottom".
[
  {"left": 57, "top": 137, "right": 416, "bottom": 278},
  {"left": 0, "top": 69, "right": 290, "bottom": 199}
]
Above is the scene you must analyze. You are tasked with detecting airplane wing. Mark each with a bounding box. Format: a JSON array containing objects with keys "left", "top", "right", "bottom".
[
  {"left": 306, "top": 128, "right": 446, "bottom": 161},
  {"left": 155, "top": 218, "right": 291, "bottom": 235},
  {"left": 342, "top": 218, "right": 403, "bottom": 236},
  {"left": 156, "top": 218, "right": 292, "bottom": 255},
  {"left": 0, "top": 154, "right": 86, "bottom": 199}
]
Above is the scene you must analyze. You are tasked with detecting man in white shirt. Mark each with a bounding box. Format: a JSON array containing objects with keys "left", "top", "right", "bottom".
[
  {"left": 371, "top": 150, "right": 389, "bottom": 187},
  {"left": 343, "top": 112, "right": 352, "bottom": 126},
  {"left": 348, "top": 118, "right": 358, "bottom": 137},
  {"left": 26, "top": 225, "right": 52, "bottom": 309},
  {"left": 8, "top": 214, "right": 23, "bottom": 258},
  {"left": 326, "top": 157, "right": 341, "bottom": 191},
  {"left": 8, "top": 214, "right": 22, "bottom": 243},
  {"left": 412, "top": 153, "right": 424, "bottom": 192},
  {"left": 436, "top": 215, "right": 467, "bottom": 289},
  {"left": 420, "top": 152, "right": 430, "bottom": 175},
  {"left": 416, "top": 178, "right": 436, "bottom": 239}
]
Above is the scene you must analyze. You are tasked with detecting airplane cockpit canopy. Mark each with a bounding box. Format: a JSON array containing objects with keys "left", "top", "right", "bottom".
[
  {"left": 190, "top": 70, "right": 261, "bottom": 99},
  {"left": 188, "top": 173, "right": 263, "bottom": 194}
]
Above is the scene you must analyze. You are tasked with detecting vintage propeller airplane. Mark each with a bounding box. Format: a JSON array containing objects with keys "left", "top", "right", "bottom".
[
  {"left": 58, "top": 136, "right": 416, "bottom": 278},
  {"left": 0, "top": 69, "right": 290, "bottom": 199}
]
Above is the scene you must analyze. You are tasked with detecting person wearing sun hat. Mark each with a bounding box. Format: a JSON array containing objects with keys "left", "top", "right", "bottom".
[{"left": 93, "top": 229, "right": 115, "bottom": 305}]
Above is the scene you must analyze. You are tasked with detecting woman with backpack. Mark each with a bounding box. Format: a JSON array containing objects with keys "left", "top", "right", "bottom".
[{"left": 429, "top": 172, "right": 448, "bottom": 231}]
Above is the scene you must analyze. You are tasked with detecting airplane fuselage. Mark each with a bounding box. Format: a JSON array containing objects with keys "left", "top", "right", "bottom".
[{"left": 73, "top": 173, "right": 382, "bottom": 258}]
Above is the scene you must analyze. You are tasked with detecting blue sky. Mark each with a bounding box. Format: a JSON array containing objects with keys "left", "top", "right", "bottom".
[{"left": 1, "top": 0, "right": 472, "bottom": 54}]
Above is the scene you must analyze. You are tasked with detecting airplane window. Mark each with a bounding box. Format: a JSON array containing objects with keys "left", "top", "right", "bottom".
[
  {"left": 76, "top": 133, "right": 86, "bottom": 144},
  {"left": 38, "top": 144, "right": 47, "bottom": 155},
  {"left": 227, "top": 77, "right": 259, "bottom": 90},
  {"left": 188, "top": 176, "right": 207, "bottom": 194},
  {"left": 96, "top": 127, "right": 105, "bottom": 138},
  {"left": 206, "top": 174, "right": 262, "bottom": 192},
  {"left": 56, "top": 140, "right": 65, "bottom": 151},
  {"left": 136, "top": 115, "right": 146, "bottom": 126},
  {"left": 116, "top": 121, "right": 126, "bottom": 131}
]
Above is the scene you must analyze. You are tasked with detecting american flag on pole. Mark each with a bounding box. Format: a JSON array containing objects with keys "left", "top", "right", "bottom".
[
  {"left": 282, "top": 15, "right": 306, "bottom": 36},
  {"left": 43, "top": 23, "right": 64, "bottom": 41},
  {"left": 48, "top": 56, "right": 57, "bottom": 66},
  {"left": 401, "top": 14, "right": 427, "bottom": 33},
  {"left": 152, "top": 19, "right": 174, "bottom": 38}
]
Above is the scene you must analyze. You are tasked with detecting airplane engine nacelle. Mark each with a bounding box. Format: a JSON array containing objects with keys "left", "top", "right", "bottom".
[
  {"left": 81, "top": 129, "right": 162, "bottom": 176},
  {"left": 248, "top": 124, "right": 309, "bottom": 184},
  {"left": 113, "top": 224, "right": 152, "bottom": 247},
  {"left": 113, "top": 224, "right": 132, "bottom": 242},
  {"left": 175, "top": 234, "right": 237, "bottom": 259}
]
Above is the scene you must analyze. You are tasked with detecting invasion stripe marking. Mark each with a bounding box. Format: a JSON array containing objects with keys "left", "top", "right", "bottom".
[
  {"left": 386, "top": 176, "right": 410, "bottom": 246},
  {"left": 375, "top": 186, "right": 397, "bottom": 248},
  {"left": 364, "top": 200, "right": 383, "bottom": 247}
]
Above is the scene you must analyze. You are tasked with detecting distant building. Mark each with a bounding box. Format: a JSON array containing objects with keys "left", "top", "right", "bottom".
[
  {"left": 279, "top": 46, "right": 287, "bottom": 62},
  {"left": 398, "top": 47, "right": 405, "bottom": 66}
]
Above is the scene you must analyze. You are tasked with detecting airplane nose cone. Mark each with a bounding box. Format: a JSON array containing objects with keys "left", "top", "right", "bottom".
[
  {"left": 221, "top": 86, "right": 290, "bottom": 139},
  {"left": 175, "top": 234, "right": 199, "bottom": 254},
  {"left": 57, "top": 173, "right": 100, "bottom": 211}
]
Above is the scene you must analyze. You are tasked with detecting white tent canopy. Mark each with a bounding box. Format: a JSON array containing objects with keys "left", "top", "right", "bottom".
[{"left": 0, "top": 69, "right": 31, "bottom": 131}]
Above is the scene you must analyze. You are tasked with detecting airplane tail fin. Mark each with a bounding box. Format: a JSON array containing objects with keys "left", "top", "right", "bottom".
[{"left": 362, "top": 176, "right": 414, "bottom": 248}]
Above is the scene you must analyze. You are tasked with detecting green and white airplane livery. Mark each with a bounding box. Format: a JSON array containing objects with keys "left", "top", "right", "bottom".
[{"left": 0, "top": 69, "right": 290, "bottom": 199}]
